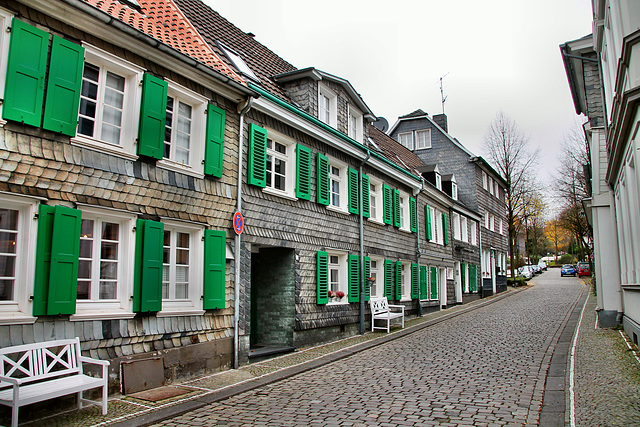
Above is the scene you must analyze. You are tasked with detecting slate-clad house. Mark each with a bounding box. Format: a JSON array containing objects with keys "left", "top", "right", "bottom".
[
  {"left": 389, "top": 110, "right": 508, "bottom": 295},
  {"left": 0, "top": 0, "right": 256, "bottom": 391}
]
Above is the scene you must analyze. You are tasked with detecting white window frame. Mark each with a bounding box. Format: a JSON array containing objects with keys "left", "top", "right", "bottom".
[
  {"left": 488, "top": 176, "right": 494, "bottom": 195},
  {"left": 447, "top": 267, "right": 454, "bottom": 280},
  {"left": 484, "top": 211, "right": 490, "bottom": 229},
  {"left": 452, "top": 182, "right": 458, "bottom": 200},
  {"left": 263, "top": 129, "right": 297, "bottom": 200},
  {"left": 72, "top": 206, "right": 136, "bottom": 321},
  {"left": 415, "top": 129, "right": 431, "bottom": 149},
  {"left": 327, "top": 250, "right": 348, "bottom": 304},
  {"left": 470, "top": 221, "right": 477, "bottom": 246},
  {"left": 435, "top": 173, "right": 442, "bottom": 190},
  {"left": 494, "top": 181, "right": 499, "bottom": 198},
  {"left": 348, "top": 105, "right": 363, "bottom": 143},
  {"left": 0, "top": 8, "right": 13, "bottom": 127},
  {"left": 318, "top": 82, "right": 337, "bottom": 128},
  {"left": 436, "top": 211, "right": 444, "bottom": 245},
  {"left": 399, "top": 190, "right": 411, "bottom": 232},
  {"left": 0, "top": 193, "right": 39, "bottom": 325},
  {"left": 368, "top": 177, "right": 384, "bottom": 224},
  {"left": 369, "top": 256, "right": 384, "bottom": 298},
  {"left": 400, "top": 261, "right": 412, "bottom": 301},
  {"left": 482, "top": 171, "right": 488, "bottom": 190},
  {"left": 398, "top": 132, "right": 414, "bottom": 150},
  {"left": 452, "top": 213, "right": 461, "bottom": 240},
  {"left": 157, "top": 79, "right": 208, "bottom": 178},
  {"left": 461, "top": 216, "right": 468, "bottom": 243},
  {"left": 327, "top": 157, "right": 348, "bottom": 214},
  {"left": 71, "top": 44, "right": 144, "bottom": 160},
  {"left": 499, "top": 218, "right": 503, "bottom": 235},
  {"left": 490, "top": 213, "right": 495, "bottom": 232},
  {"left": 428, "top": 206, "right": 437, "bottom": 243},
  {"left": 158, "top": 220, "right": 204, "bottom": 317}
]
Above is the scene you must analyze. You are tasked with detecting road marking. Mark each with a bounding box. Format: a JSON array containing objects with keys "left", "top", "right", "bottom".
[{"left": 569, "top": 293, "right": 589, "bottom": 427}]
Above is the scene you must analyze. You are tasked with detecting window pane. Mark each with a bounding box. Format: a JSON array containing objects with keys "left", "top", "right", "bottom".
[
  {"left": 176, "top": 249, "right": 189, "bottom": 265},
  {"left": 81, "top": 80, "right": 98, "bottom": 101},
  {"left": 100, "top": 122, "right": 121, "bottom": 145},
  {"left": 0, "top": 255, "right": 15, "bottom": 278},
  {"left": 0, "top": 279, "right": 13, "bottom": 301},
  {"left": 78, "top": 259, "right": 92, "bottom": 279},
  {"left": 100, "top": 261, "right": 117, "bottom": 280},
  {"left": 78, "top": 117, "right": 95, "bottom": 137},
  {"left": 106, "top": 71, "right": 125, "bottom": 92},
  {"left": 177, "top": 232, "right": 189, "bottom": 249},
  {"left": 102, "top": 222, "right": 119, "bottom": 241},
  {"left": 99, "top": 281, "right": 117, "bottom": 299},
  {"left": 102, "top": 104, "right": 123, "bottom": 126},
  {"left": 83, "top": 63, "right": 100, "bottom": 83},
  {"left": 176, "top": 265, "right": 189, "bottom": 282},
  {"left": 79, "top": 98, "right": 96, "bottom": 119},
  {"left": 0, "top": 232, "right": 17, "bottom": 254},
  {"left": 175, "top": 283, "right": 188, "bottom": 299},
  {"left": 76, "top": 281, "right": 89, "bottom": 300},
  {"left": 79, "top": 239, "right": 92, "bottom": 258},
  {"left": 0, "top": 210, "right": 18, "bottom": 232},
  {"left": 101, "top": 242, "right": 118, "bottom": 260}
]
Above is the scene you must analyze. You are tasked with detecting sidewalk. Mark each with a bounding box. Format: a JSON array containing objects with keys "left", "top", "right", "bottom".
[{"left": 1, "top": 290, "right": 520, "bottom": 427}]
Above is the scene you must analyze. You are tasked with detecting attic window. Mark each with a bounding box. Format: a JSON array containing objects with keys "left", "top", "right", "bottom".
[{"left": 216, "top": 41, "right": 259, "bottom": 82}]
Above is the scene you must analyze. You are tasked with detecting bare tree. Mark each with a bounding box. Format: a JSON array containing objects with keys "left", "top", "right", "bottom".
[{"left": 483, "top": 111, "right": 540, "bottom": 279}]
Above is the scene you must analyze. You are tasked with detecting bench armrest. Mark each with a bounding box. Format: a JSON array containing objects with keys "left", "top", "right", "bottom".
[
  {"left": 387, "top": 305, "right": 405, "bottom": 313},
  {"left": 0, "top": 375, "right": 21, "bottom": 386},
  {"left": 79, "top": 356, "right": 110, "bottom": 367}
]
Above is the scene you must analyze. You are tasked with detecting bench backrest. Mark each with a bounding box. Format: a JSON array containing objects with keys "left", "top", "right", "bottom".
[
  {"left": 369, "top": 297, "right": 390, "bottom": 315},
  {"left": 0, "top": 338, "right": 82, "bottom": 388}
]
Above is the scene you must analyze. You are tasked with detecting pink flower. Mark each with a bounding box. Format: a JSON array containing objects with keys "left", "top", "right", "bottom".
[
  {"left": 328, "top": 291, "right": 336, "bottom": 298},
  {"left": 336, "top": 291, "right": 345, "bottom": 298}
]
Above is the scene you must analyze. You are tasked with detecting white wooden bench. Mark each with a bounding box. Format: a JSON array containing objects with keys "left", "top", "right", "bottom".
[
  {"left": 0, "top": 337, "right": 109, "bottom": 427},
  {"left": 370, "top": 297, "right": 405, "bottom": 332}
]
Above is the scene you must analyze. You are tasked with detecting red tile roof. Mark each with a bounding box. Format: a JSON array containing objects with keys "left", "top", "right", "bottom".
[{"left": 83, "top": 0, "right": 245, "bottom": 85}]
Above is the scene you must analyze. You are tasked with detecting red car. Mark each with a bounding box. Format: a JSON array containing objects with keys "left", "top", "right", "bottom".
[{"left": 577, "top": 262, "right": 591, "bottom": 277}]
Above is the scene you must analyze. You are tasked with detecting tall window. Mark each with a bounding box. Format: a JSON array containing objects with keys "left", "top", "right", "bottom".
[
  {"left": 401, "top": 262, "right": 411, "bottom": 300},
  {"left": 452, "top": 213, "right": 461, "bottom": 240},
  {"left": 370, "top": 258, "right": 382, "bottom": 298},
  {"left": 415, "top": 129, "right": 431, "bottom": 149},
  {"left": 435, "top": 173, "right": 442, "bottom": 190},
  {"left": 328, "top": 251, "right": 348, "bottom": 302},
  {"left": 452, "top": 182, "right": 458, "bottom": 200},
  {"left": 266, "top": 138, "right": 287, "bottom": 191},
  {"left": 470, "top": 221, "right": 477, "bottom": 245},
  {"left": 164, "top": 96, "right": 192, "bottom": 165},
  {"left": 330, "top": 165, "right": 341, "bottom": 208},
  {"left": 163, "top": 229, "right": 191, "bottom": 300},
  {"left": 482, "top": 171, "right": 488, "bottom": 190},
  {"left": 319, "top": 94, "right": 330, "bottom": 124},
  {"left": 0, "top": 208, "right": 18, "bottom": 302},
  {"left": 348, "top": 106, "right": 363, "bottom": 142},
  {"left": 78, "top": 63, "right": 125, "bottom": 145},
  {"left": 488, "top": 177, "right": 494, "bottom": 195},
  {"left": 77, "top": 219, "right": 120, "bottom": 301},
  {"left": 461, "top": 216, "right": 468, "bottom": 243},
  {"left": 398, "top": 132, "right": 413, "bottom": 150},
  {"left": 318, "top": 83, "right": 337, "bottom": 127},
  {"left": 368, "top": 177, "right": 384, "bottom": 223}
]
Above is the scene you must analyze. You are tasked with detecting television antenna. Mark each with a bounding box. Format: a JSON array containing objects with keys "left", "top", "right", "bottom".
[{"left": 439, "top": 73, "right": 449, "bottom": 114}]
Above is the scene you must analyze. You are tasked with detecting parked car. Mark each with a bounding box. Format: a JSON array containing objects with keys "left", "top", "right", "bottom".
[
  {"left": 560, "top": 264, "right": 577, "bottom": 277},
  {"left": 577, "top": 262, "right": 591, "bottom": 277},
  {"left": 538, "top": 261, "right": 548, "bottom": 271},
  {"left": 529, "top": 264, "right": 542, "bottom": 274},
  {"left": 518, "top": 266, "right": 534, "bottom": 279}
]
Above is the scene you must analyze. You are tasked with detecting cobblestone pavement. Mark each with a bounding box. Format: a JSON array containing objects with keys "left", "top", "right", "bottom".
[
  {"left": 573, "top": 288, "right": 640, "bottom": 426},
  {"left": 153, "top": 272, "right": 586, "bottom": 427}
]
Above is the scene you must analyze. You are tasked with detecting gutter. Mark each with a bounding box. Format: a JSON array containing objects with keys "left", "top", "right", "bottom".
[
  {"left": 233, "top": 97, "right": 254, "bottom": 369},
  {"left": 56, "top": 0, "right": 258, "bottom": 98},
  {"left": 359, "top": 149, "right": 371, "bottom": 335},
  {"left": 416, "top": 178, "right": 425, "bottom": 317}
]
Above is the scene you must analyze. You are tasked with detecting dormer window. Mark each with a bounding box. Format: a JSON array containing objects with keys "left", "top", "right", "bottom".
[
  {"left": 318, "top": 83, "right": 337, "bottom": 127},
  {"left": 398, "top": 132, "right": 413, "bottom": 150},
  {"left": 348, "top": 106, "right": 363, "bottom": 142},
  {"left": 452, "top": 182, "right": 458, "bottom": 200},
  {"left": 415, "top": 129, "right": 431, "bottom": 149},
  {"left": 435, "top": 172, "right": 442, "bottom": 190},
  {"left": 216, "top": 41, "right": 259, "bottom": 82}
]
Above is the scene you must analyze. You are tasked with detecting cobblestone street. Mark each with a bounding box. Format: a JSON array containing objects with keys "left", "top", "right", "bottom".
[{"left": 154, "top": 273, "right": 586, "bottom": 427}]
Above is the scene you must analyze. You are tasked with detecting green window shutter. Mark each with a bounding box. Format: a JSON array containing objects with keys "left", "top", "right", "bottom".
[
  {"left": 419, "top": 266, "right": 428, "bottom": 299},
  {"left": 138, "top": 73, "right": 168, "bottom": 159},
  {"left": 46, "top": 206, "right": 82, "bottom": 315},
  {"left": 395, "top": 261, "right": 402, "bottom": 300},
  {"left": 348, "top": 167, "right": 359, "bottom": 214},
  {"left": 470, "top": 264, "right": 477, "bottom": 292},
  {"left": 295, "top": 144, "right": 311, "bottom": 200},
  {"left": 247, "top": 123, "right": 267, "bottom": 187},
  {"left": 348, "top": 254, "right": 359, "bottom": 303},
  {"left": 411, "top": 263, "right": 419, "bottom": 299},
  {"left": 425, "top": 205, "right": 432, "bottom": 241},
  {"left": 3, "top": 19, "right": 48, "bottom": 127},
  {"left": 461, "top": 262, "right": 466, "bottom": 293},
  {"left": 42, "top": 36, "right": 84, "bottom": 136},
  {"left": 316, "top": 251, "right": 329, "bottom": 304},
  {"left": 442, "top": 213, "right": 449, "bottom": 245},
  {"left": 364, "top": 256, "right": 371, "bottom": 302},
  {"left": 316, "top": 153, "right": 329, "bottom": 205},
  {"left": 383, "top": 184, "right": 392, "bottom": 225},
  {"left": 203, "top": 230, "right": 226, "bottom": 309},
  {"left": 133, "top": 219, "right": 164, "bottom": 312},
  {"left": 204, "top": 104, "right": 226, "bottom": 177},
  {"left": 32, "top": 204, "right": 55, "bottom": 316},
  {"left": 430, "top": 266, "right": 438, "bottom": 300},
  {"left": 393, "top": 189, "right": 401, "bottom": 228},
  {"left": 384, "top": 259, "right": 393, "bottom": 298},
  {"left": 409, "top": 197, "right": 417, "bottom": 233},
  {"left": 361, "top": 174, "right": 370, "bottom": 218}
]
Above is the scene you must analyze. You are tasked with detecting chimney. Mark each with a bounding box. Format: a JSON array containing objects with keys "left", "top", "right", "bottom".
[{"left": 433, "top": 114, "right": 448, "bottom": 133}]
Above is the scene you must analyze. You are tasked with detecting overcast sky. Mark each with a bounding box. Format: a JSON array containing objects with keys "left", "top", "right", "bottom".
[{"left": 205, "top": 0, "right": 593, "bottom": 182}]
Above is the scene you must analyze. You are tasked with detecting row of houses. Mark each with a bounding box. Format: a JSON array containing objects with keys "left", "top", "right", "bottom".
[
  {"left": 0, "top": 0, "right": 507, "bottom": 393},
  {"left": 561, "top": 1, "right": 640, "bottom": 341}
]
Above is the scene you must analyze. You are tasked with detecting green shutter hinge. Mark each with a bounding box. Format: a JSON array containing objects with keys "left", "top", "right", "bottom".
[
  {"left": 132, "top": 226, "right": 136, "bottom": 232},
  {"left": 6, "top": 26, "right": 10, "bottom": 33}
]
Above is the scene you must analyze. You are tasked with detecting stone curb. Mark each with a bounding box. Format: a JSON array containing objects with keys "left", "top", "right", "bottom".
[{"left": 108, "top": 287, "right": 526, "bottom": 427}]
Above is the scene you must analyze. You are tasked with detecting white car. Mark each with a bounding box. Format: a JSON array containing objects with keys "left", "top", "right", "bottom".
[
  {"left": 538, "top": 261, "right": 548, "bottom": 271},
  {"left": 518, "top": 266, "right": 534, "bottom": 279}
]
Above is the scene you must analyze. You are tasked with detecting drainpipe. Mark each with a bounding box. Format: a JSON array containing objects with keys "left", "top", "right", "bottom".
[
  {"left": 234, "top": 97, "right": 254, "bottom": 369},
  {"left": 416, "top": 178, "right": 425, "bottom": 317},
  {"left": 478, "top": 225, "right": 483, "bottom": 298},
  {"left": 359, "top": 149, "right": 371, "bottom": 335}
]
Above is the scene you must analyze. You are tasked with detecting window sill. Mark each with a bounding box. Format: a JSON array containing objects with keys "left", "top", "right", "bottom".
[
  {"left": 0, "top": 312, "right": 37, "bottom": 325},
  {"left": 71, "top": 135, "right": 138, "bottom": 161},
  {"left": 399, "top": 298, "right": 412, "bottom": 303},
  {"left": 70, "top": 310, "right": 136, "bottom": 321},
  {"left": 367, "top": 217, "right": 385, "bottom": 225},
  {"left": 156, "top": 309, "right": 206, "bottom": 317},
  {"left": 326, "top": 205, "right": 349, "bottom": 216},
  {"left": 327, "top": 301, "right": 349, "bottom": 306},
  {"left": 262, "top": 187, "right": 298, "bottom": 201},
  {"left": 157, "top": 159, "right": 204, "bottom": 179}
]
